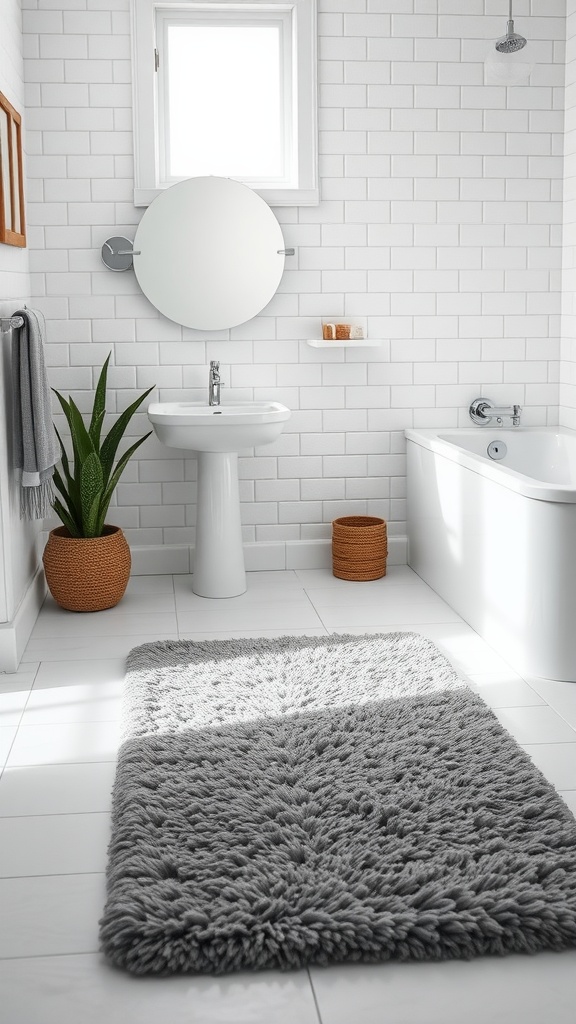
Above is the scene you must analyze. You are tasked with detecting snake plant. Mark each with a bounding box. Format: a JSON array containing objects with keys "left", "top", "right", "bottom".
[{"left": 52, "top": 354, "right": 153, "bottom": 538}]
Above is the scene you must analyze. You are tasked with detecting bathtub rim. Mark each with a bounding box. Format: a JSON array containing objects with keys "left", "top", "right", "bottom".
[{"left": 405, "top": 425, "right": 576, "bottom": 504}]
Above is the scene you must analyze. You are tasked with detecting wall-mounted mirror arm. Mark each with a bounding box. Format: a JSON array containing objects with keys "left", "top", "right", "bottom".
[
  {"left": 102, "top": 238, "right": 294, "bottom": 272},
  {"left": 101, "top": 236, "right": 142, "bottom": 272}
]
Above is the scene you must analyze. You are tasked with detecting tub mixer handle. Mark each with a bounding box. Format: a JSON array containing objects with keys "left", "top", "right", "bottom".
[{"left": 469, "top": 397, "right": 522, "bottom": 427}]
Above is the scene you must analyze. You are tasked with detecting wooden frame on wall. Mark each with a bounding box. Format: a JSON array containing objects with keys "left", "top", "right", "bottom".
[{"left": 0, "top": 91, "right": 26, "bottom": 248}]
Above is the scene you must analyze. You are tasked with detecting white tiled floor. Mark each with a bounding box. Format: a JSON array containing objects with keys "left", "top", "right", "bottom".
[{"left": 1, "top": 566, "right": 576, "bottom": 1024}]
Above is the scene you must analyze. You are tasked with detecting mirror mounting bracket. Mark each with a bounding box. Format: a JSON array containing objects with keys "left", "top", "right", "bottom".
[
  {"left": 101, "top": 236, "right": 142, "bottom": 272},
  {"left": 102, "top": 240, "right": 294, "bottom": 271}
]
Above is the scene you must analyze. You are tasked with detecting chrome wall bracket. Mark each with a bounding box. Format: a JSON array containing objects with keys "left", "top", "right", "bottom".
[
  {"left": 0, "top": 316, "right": 24, "bottom": 331},
  {"left": 101, "top": 236, "right": 141, "bottom": 271}
]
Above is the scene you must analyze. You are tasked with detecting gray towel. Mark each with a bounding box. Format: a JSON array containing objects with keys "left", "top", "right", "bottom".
[{"left": 12, "top": 308, "right": 59, "bottom": 520}]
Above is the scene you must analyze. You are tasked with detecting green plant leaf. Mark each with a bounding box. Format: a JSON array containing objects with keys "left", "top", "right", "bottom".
[
  {"left": 52, "top": 497, "right": 81, "bottom": 538},
  {"left": 95, "top": 431, "right": 152, "bottom": 536},
  {"left": 84, "top": 491, "right": 103, "bottom": 539},
  {"left": 89, "top": 353, "right": 110, "bottom": 447},
  {"left": 89, "top": 409, "right": 106, "bottom": 450},
  {"left": 100, "top": 386, "right": 154, "bottom": 486},
  {"left": 52, "top": 388, "right": 72, "bottom": 426},
  {"left": 80, "top": 451, "right": 104, "bottom": 537},
  {"left": 68, "top": 397, "right": 96, "bottom": 467},
  {"left": 52, "top": 467, "right": 82, "bottom": 535},
  {"left": 53, "top": 425, "right": 82, "bottom": 523}
]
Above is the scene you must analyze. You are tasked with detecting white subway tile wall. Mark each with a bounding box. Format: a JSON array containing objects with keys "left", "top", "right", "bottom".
[{"left": 21, "top": 0, "right": 567, "bottom": 550}]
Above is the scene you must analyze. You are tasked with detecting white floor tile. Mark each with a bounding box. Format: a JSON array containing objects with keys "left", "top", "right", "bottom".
[
  {"left": 493, "top": 706, "right": 576, "bottom": 745},
  {"left": 309, "top": 585, "right": 463, "bottom": 627},
  {"left": 125, "top": 575, "right": 175, "bottom": 595},
  {"left": 6, "top": 720, "right": 120, "bottom": 768},
  {"left": 176, "top": 598, "right": 323, "bottom": 633},
  {"left": 525, "top": 676, "right": 576, "bottom": 709},
  {"left": 179, "top": 627, "right": 329, "bottom": 641},
  {"left": 177, "top": 570, "right": 303, "bottom": 593},
  {"left": 306, "top": 582, "right": 449, "bottom": 609},
  {"left": 0, "top": 762, "right": 116, "bottom": 816},
  {"left": 0, "top": 665, "right": 39, "bottom": 686},
  {"left": 413, "top": 624, "right": 518, "bottom": 676},
  {"left": 21, "top": 634, "right": 178, "bottom": 662},
  {"left": 521, "top": 743, "right": 576, "bottom": 791},
  {"left": 0, "top": 727, "right": 16, "bottom": 770},
  {"left": 0, "top": 812, "right": 110, "bottom": 877},
  {"left": 467, "top": 672, "right": 545, "bottom": 709},
  {"left": 0, "top": 688, "right": 30, "bottom": 728},
  {"left": 309, "top": 952, "right": 576, "bottom": 1024},
  {"left": 0, "top": 873, "right": 105, "bottom": 957},
  {"left": 295, "top": 565, "right": 422, "bottom": 588},
  {"left": 554, "top": 703, "right": 576, "bottom": 730},
  {"left": 0, "top": 666, "right": 39, "bottom": 726},
  {"left": 0, "top": 954, "right": 320, "bottom": 1024},
  {"left": 20, "top": 659, "right": 126, "bottom": 726},
  {"left": 31, "top": 610, "right": 177, "bottom": 639},
  {"left": 174, "top": 584, "right": 310, "bottom": 612}
]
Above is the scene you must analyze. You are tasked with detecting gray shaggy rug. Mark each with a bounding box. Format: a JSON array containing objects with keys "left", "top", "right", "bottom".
[{"left": 100, "top": 632, "right": 576, "bottom": 975}]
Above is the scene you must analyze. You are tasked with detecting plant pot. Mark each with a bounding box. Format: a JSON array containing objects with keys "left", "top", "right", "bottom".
[{"left": 43, "top": 525, "right": 131, "bottom": 612}]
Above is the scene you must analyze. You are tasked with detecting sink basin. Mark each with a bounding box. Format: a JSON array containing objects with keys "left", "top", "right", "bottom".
[
  {"left": 147, "top": 400, "right": 291, "bottom": 599},
  {"left": 147, "top": 401, "right": 291, "bottom": 452}
]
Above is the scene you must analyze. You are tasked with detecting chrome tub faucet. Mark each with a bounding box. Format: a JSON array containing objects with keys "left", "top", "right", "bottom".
[
  {"left": 208, "top": 360, "right": 223, "bottom": 406},
  {"left": 469, "top": 397, "right": 522, "bottom": 427}
]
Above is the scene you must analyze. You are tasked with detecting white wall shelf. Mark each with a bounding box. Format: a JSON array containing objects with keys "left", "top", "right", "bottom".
[{"left": 306, "top": 339, "right": 384, "bottom": 348}]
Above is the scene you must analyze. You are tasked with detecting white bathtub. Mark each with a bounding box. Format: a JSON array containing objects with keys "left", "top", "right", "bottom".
[{"left": 405, "top": 427, "right": 576, "bottom": 681}]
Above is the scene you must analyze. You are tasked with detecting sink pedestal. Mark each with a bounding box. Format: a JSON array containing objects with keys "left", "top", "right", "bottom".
[
  {"left": 147, "top": 400, "right": 291, "bottom": 598},
  {"left": 193, "top": 451, "right": 246, "bottom": 598}
]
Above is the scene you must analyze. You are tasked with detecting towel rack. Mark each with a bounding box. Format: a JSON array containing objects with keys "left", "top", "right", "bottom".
[{"left": 0, "top": 316, "right": 24, "bottom": 331}]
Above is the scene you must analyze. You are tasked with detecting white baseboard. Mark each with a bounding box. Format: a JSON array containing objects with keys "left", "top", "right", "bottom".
[
  {"left": 0, "top": 567, "right": 47, "bottom": 673},
  {"left": 130, "top": 536, "right": 408, "bottom": 576}
]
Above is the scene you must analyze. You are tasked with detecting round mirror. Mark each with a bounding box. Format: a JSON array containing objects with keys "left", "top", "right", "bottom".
[{"left": 132, "top": 176, "right": 286, "bottom": 331}]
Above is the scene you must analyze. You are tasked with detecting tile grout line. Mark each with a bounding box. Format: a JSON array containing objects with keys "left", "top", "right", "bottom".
[
  {"left": 0, "top": 809, "right": 111, "bottom": 820},
  {"left": 0, "top": 664, "right": 41, "bottom": 783},
  {"left": 0, "top": 950, "right": 99, "bottom": 962},
  {"left": 0, "top": 870, "right": 107, "bottom": 881},
  {"left": 307, "top": 967, "right": 326, "bottom": 1024}
]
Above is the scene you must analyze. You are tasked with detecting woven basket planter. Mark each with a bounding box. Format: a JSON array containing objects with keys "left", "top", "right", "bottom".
[
  {"left": 332, "top": 516, "right": 387, "bottom": 581},
  {"left": 43, "top": 525, "right": 131, "bottom": 612}
]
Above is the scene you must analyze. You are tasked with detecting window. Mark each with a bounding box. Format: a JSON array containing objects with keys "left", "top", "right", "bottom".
[{"left": 131, "top": 0, "right": 318, "bottom": 206}]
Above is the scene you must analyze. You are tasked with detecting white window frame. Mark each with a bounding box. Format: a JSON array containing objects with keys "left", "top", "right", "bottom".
[{"left": 131, "top": 0, "right": 318, "bottom": 206}]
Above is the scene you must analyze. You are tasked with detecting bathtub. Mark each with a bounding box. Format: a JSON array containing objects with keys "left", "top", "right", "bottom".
[{"left": 405, "top": 426, "right": 576, "bottom": 681}]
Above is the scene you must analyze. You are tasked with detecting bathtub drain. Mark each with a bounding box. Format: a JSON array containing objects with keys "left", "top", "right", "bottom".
[{"left": 487, "top": 440, "right": 507, "bottom": 461}]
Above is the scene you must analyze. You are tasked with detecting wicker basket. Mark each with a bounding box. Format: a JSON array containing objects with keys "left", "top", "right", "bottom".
[
  {"left": 332, "top": 516, "right": 387, "bottom": 581},
  {"left": 43, "top": 525, "right": 131, "bottom": 612}
]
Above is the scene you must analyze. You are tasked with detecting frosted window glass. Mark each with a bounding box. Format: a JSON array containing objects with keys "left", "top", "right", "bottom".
[{"left": 167, "top": 25, "right": 283, "bottom": 179}]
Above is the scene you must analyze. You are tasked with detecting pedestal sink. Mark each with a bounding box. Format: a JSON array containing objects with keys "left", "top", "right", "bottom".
[{"left": 147, "top": 401, "right": 291, "bottom": 598}]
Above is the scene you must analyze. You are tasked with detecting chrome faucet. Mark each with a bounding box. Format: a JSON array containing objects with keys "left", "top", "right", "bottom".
[
  {"left": 208, "top": 360, "right": 223, "bottom": 406},
  {"left": 469, "top": 397, "right": 522, "bottom": 427}
]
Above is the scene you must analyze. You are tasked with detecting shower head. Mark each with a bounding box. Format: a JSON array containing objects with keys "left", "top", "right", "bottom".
[{"left": 495, "top": 19, "right": 527, "bottom": 53}]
